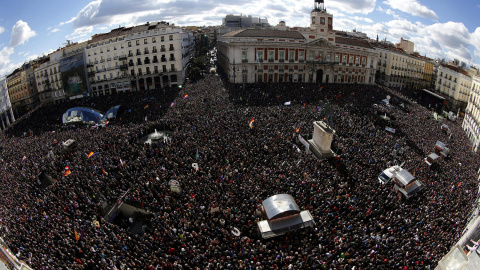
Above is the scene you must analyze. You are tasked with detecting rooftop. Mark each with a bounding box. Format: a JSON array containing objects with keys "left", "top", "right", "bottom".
[
  {"left": 222, "top": 29, "right": 305, "bottom": 39},
  {"left": 335, "top": 36, "right": 373, "bottom": 49}
]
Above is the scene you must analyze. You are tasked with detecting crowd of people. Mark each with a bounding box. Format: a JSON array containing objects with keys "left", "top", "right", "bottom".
[{"left": 0, "top": 73, "right": 479, "bottom": 269}]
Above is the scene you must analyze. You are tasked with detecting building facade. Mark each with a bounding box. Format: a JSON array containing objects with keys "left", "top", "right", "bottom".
[
  {"left": 86, "top": 22, "right": 194, "bottom": 96},
  {"left": 463, "top": 75, "right": 480, "bottom": 152},
  {"left": 436, "top": 64, "right": 471, "bottom": 111},
  {"left": 6, "top": 63, "right": 38, "bottom": 116},
  {"left": 0, "top": 76, "right": 15, "bottom": 130},
  {"left": 374, "top": 43, "right": 432, "bottom": 90},
  {"left": 217, "top": 0, "right": 378, "bottom": 85}
]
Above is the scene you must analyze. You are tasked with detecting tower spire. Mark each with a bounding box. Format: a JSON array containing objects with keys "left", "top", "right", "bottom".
[{"left": 314, "top": 0, "right": 326, "bottom": 12}]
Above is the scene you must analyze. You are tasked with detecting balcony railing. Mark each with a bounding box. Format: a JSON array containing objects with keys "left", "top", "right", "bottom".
[{"left": 242, "top": 59, "right": 248, "bottom": 63}]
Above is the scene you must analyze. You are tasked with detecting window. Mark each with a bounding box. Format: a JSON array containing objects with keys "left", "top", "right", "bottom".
[
  {"left": 320, "top": 17, "right": 325, "bottom": 24},
  {"left": 136, "top": 40, "right": 140, "bottom": 46},
  {"left": 335, "top": 54, "right": 339, "bottom": 62},
  {"left": 161, "top": 36, "right": 165, "bottom": 42},
  {"left": 342, "top": 55, "right": 347, "bottom": 63},
  {"left": 349, "top": 56, "right": 353, "bottom": 64},
  {"left": 242, "top": 51, "right": 247, "bottom": 61},
  {"left": 144, "top": 39, "right": 148, "bottom": 44},
  {"left": 268, "top": 51, "right": 274, "bottom": 61},
  {"left": 152, "top": 37, "right": 156, "bottom": 43},
  {"left": 169, "top": 35, "right": 173, "bottom": 41},
  {"left": 312, "top": 17, "right": 315, "bottom": 24},
  {"left": 257, "top": 51, "right": 264, "bottom": 61},
  {"left": 279, "top": 51, "right": 285, "bottom": 61},
  {"left": 299, "top": 51, "right": 304, "bottom": 61},
  {"left": 355, "top": 56, "right": 360, "bottom": 65},
  {"left": 289, "top": 51, "right": 295, "bottom": 61},
  {"left": 128, "top": 42, "right": 131, "bottom": 47}
]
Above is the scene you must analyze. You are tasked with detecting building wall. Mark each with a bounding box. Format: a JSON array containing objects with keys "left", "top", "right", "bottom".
[
  {"left": 463, "top": 75, "right": 480, "bottom": 152},
  {"left": 86, "top": 24, "right": 193, "bottom": 96},
  {"left": 436, "top": 65, "right": 471, "bottom": 110},
  {"left": 219, "top": 36, "right": 377, "bottom": 84}
]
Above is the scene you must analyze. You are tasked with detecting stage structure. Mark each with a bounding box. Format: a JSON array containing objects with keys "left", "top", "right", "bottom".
[
  {"left": 257, "top": 194, "right": 314, "bottom": 239},
  {"left": 308, "top": 121, "right": 335, "bottom": 159}
]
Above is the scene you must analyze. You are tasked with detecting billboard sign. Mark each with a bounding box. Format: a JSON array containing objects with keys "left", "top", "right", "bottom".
[{"left": 60, "top": 53, "right": 87, "bottom": 97}]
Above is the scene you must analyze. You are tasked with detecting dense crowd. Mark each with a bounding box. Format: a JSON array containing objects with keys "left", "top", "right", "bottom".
[{"left": 0, "top": 73, "right": 479, "bottom": 269}]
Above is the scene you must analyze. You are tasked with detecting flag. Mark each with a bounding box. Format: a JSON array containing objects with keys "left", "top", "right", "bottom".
[
  {"left": 183, "top": 94, "right": 189, "bottom": 99},
  {"left": 74, "top": 229, "right": 80, "bottom": 241},
  {"left": 171, "top": 102, "right": 175, "bottom": 107},
  {"left": 458, "top": 182, "right": 462, "bottom": 187},
  {"left": 144, "top": 104, "right": 149, "bottom": 109},
  {"left": 101, "top": 169, "right": 108, "bottom": 176},
  {"left": 65, "top": 166, "right": 70, "bottom": 171},
  {"left": 120, "top": 158, "right": 125, "bottom": 167},
  {"left": 88, "top": 151, "right": 94, "bottom": 158},
  {"left": 249, "top": 118, "right": 255, "bottom": 129},
  {"left": 22, "top": 156, "right": 27, "bottom": 162},
  {"left": 54, "top": 139, "right": 58, "bottom": 144},
  {"left": 316, "top": 54, "right": 321, "bottom": 60},
  {"left": 337, "top": 94, "right": 342, "bottom": 98},
  {"left": 64, "top": 170, "right": 72, "bottom": 176},
  {"left": 319, "top": 86, "right": 324, "bottom": 90},
  {"left": 105, "top": 120, "right": 109, "bottom": 126},
  {"left": 295, "top": 124, "right": 301, "bottom": 133}
]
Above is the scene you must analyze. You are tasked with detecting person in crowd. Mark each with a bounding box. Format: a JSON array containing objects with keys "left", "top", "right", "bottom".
[{"left": 0, "top": 73, "right": 477, "bottom": 270}]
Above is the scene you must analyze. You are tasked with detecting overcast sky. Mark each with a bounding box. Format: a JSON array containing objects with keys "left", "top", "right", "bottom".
[{"left": 1, "top": 0, "right": 480, "bottom": 77}]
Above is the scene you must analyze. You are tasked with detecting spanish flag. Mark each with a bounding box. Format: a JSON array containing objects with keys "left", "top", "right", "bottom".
[
  {"left": 74, "top": 229, "right": 80, "bottom": 241},
  {"left": 295, "top": 124, "right": 301, "bottom": 133},
  {"left": 183, "top": 94, "right": 189, "bottom": 99},
  {"left": 88, "top": 151, "right": 94, "bottom": 158},
  {"left": 249, "top": 118, "right": 254, "bottom": 129},
  {"left": 144, "top": 104, "right": 149, "bottom": 109},
  {"left": 64, "top": 170, "right": 72, "bottom": 176}
]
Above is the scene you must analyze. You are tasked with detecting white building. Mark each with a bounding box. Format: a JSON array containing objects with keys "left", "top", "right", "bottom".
[
  {"left": 86, "top": 22, "right": 194, "bottom": 95},
  {"left": 217, "top": 0, "right": 378, "bottom": 84},
  {"left": 463, "top": 75, "right": 480, "bottom": 152},
  {"left": 436, "top": 64, "right": 471, "bottom": 110},
  {"left": 0, "top": 76, "right": 15, "bottom": 130}
]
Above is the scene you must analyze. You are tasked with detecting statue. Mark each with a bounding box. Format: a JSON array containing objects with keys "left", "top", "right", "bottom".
[{"left": 317, "top": 101, "right": 332, "bottom": 126}]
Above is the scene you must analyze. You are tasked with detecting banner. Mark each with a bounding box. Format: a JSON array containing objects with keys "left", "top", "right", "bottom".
[
  {"left": 385, "top": 127, "right": 396, "bottom": 133},
  {"left": 298, "top": 134, "right": 310, "bottom": 149},
  {"left": 60, "top": 53, "right": 88, "bottom": 97}
]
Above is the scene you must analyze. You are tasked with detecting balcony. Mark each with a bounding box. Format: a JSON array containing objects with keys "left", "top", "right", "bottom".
[
  {"left": 289, "top": 59, "right": 294, "bottom": 63},
  {"left": 144, "top": 51, "right": 149, "bottom": 55},
  {"left": 169, "top": 68, "right": 177, "bottom": 72},
  {"left": 114, "top": 56, "right": 118, "bottom": 60},
  {"left": 94, "top": 60, "right": 99, "bottom": 64},
  {"left": 153, "top": 59, "right": 159, "bottom": 63},
  {"left": 136, "top": 52, "right": 142, "bottom": 56},
  {"left": 137, "top": 62, "right": 142, "bottom": 66},
  {"left": 119, "top": 55, "right": 127, "bottom": 60},
  {"left": 268, "top": 68, "right": 274, "bottom": 72},
  {"left": 128, "top": 62, "right": 134, "bottom": 67},
  {"left": 107, "top": 58, "right": 112, "bottom": 61},
  {"left": 258, "top": 59, "right": 264, "bottom": 62},
  {"left": 161, "top": 58, "right": 167, "bottom": 62},
  {"left": 242, "top": 69, "right": 248, "bottom": 73},
  {"left": 279, "top": 59, "right": 285, "bottom": 63},
  {"left": 160, "top": 48, "right": 166, "bottom": 52},
  {"left": 169, "top": 47, "right": 174, "bottom": 51},
  {"left": 242, "top": 59, "right": 248, "bottom": 63},
  {"left": 88, "top": 71, "right": 95, "bottom": 77},
  {"left": 279, "top": 68, "right": 284, "bottom": 72},
  {"left": 152, "top": 49, "right": 158, "bottom": 53},
  {"left": 100, "top": 59, "right": 105, "bottom": 63},
  {"left": 169, "top": 57, "right": 175, "bottom": 61},
  {"left": 120, "top": 64, "right": 128, "bottom": 70},
  {"left": 268, "top": 58, "right": 274, "bottom": 63},
  {"left": 258, "top": 68, "right": 263, "bottom": 72},
  {"left": 144, "top": 59, "right": 151, "bottom": 64},
  {"left": 299, "top": 59, "right": 304, "bottom": 63}
]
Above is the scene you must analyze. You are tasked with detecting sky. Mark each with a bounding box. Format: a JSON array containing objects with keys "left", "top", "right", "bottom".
[{"left": 1, "top": 0, "right": 480, "bottom": 77}]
